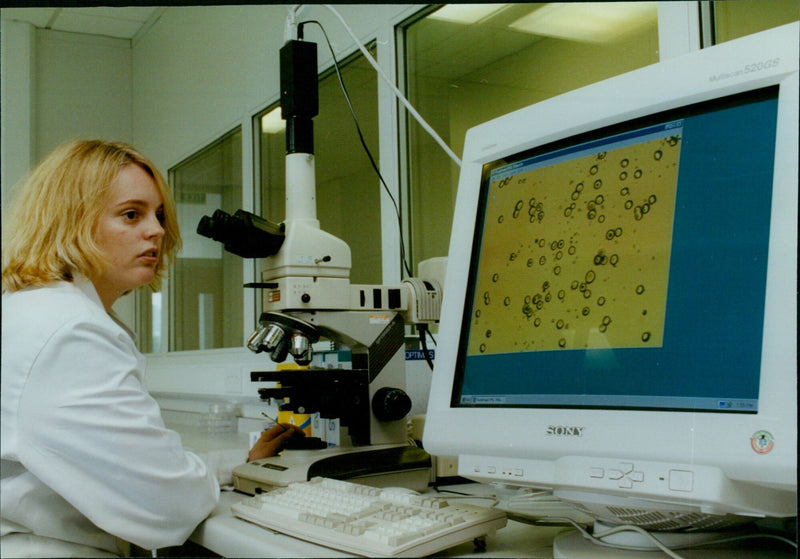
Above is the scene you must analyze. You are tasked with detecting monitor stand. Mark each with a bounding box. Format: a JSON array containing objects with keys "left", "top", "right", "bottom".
[{"left": 553, "top": 520, "right": 796, "bottom": 559}]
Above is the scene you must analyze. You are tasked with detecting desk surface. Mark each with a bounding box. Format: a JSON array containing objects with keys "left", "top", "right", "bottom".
[
  {"left": 191, "top": 490, "right": 564, "bottom": 558},
  {"left": 168, "top": 421, "right": 562, "bottom": 557}
]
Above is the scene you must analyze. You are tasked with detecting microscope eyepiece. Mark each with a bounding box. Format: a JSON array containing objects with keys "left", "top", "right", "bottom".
[{"left": 197, "top": 208, "right": 285, "bottom": 259}]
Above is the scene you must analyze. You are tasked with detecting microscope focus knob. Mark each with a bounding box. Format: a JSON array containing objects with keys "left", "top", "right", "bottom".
[{"left": 372, "top": 387, "right": 412, "bottom": 422}]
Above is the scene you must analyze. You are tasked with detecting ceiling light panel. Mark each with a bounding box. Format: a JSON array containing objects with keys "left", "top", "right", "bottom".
[
  {"left": 509, "top": 2, "right": 657, "bottom": 44},
  {"left": 428, "top": 4, "right": 510, "bottom": 25},
  {"left": 261, "top": 108, "right": 285, "bottom": 134}
]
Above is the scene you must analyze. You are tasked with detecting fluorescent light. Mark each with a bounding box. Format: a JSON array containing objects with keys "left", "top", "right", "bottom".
[
  {"left": 428, "top": 3, "right": 509, "bottom": 25},
  {"left": 260, "top": 107, "right": 285, "bottom": 134},
  {"left": 509, "top": 2, "right": 657, "bottom": 44}
]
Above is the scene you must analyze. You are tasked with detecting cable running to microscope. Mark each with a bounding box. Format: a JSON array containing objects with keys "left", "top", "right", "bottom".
[{"left": 298, "top": 20, "right": 413, "bottom": 280}]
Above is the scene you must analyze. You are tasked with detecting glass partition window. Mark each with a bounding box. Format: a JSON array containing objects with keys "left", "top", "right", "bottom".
[
  {"left": 134, "top": 289, "right": 159, "bottom": 354},
  {"left": 712, "top": 0, "right": 798, "bottom": 44},
  {"left": 169, "top": 127, "right": 243, "bottom": 351},
  {"left": 401, "top": 2, "right": 659, "bottom": 272},
  {"left": 256, "top": 45, "right": 381, "bottom": 286}
]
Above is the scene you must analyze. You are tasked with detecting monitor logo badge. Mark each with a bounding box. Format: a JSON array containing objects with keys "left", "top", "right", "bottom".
[
  {"left": 546, "top": 425, "right": 585, "bottom": 437},
  {"left": 750, "top": 430, "right": 774, "bottom": 454}
]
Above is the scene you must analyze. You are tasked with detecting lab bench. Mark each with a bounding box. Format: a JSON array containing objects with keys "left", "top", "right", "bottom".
[
  {"left": 168, "top": 423, "right": 794, "bottom": 559},
  {"left": 168, "top": 422, "right": 562, "bottom": 558},
  {"left": 190, "top": 491, "right": 563, "bottom": 558}
]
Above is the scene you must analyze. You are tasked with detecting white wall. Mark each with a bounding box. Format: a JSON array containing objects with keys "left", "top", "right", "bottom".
[
  {"left": 1, "top": 18, "right": 35, "bottom": 211},
  {"left": 131, "top": 5, "right": 416, "bottom": 173},
  {"left": 0, "top": 24, "right": 133, "bottom": 199},
  {"left": 35, "top": 30, "right": 133, "bottom": 159}
]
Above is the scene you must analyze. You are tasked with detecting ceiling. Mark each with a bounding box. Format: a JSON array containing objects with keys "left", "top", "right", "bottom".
[{"left": 0, "top": 6, "right": 165, "bottom": 41}]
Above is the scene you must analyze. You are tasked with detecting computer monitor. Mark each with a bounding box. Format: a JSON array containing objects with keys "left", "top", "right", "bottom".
[{"left": 424, "top": 20, "right": 797, "bottom": 542}]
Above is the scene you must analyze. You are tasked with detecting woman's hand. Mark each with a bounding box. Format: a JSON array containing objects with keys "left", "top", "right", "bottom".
[{"left": 247, "top": 423, "right": 305, "bottom": 462}]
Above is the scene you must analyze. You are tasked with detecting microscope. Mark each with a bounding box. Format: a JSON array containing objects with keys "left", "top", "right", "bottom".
[{"left": 198, "top": 37, "right": 441, "bottom": 494}]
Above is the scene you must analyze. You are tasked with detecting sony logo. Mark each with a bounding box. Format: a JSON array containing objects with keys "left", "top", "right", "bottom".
[{"left": 546, "top": 425, "right": 585, "bottom": 437}]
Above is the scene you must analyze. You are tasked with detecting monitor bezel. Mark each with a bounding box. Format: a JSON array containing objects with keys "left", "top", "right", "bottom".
[{"left": 424, "top": 23, "right": 797, "bottom": 517}]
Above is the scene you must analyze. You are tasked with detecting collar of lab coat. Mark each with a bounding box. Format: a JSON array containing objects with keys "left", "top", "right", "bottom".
[{"left": 72, "top": 274, "right": 138, "bottom": 343}]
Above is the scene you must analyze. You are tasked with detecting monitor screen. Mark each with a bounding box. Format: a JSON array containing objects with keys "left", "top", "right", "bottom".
[{"left": 455, "top": 87, "right": 778, "bottom": 414}]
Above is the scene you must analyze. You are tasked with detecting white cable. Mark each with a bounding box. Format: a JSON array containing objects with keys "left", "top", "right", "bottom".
[
  {"left": 284, "top": 5, "right": 302, "bottom": 42},
  {"left": 589, "top": 523, "right": 686, "bottom": 559},
  {"left": 322, "top": 4, "right": 462, "bottom": 168},
  {"left": 516, "top": 516, "right": 686, "bottom": 559},
  {"left": 520, "top": 515, "right": 798, "bottom": 558}
]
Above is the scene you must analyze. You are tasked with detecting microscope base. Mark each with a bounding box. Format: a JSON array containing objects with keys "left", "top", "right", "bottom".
[{"left": 233, "top": 444, "right": 431, "bottom": 495}]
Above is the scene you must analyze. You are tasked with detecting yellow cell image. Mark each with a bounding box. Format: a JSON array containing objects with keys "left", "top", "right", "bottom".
[{"left": 468, "top": 134, "right": 681, "bottom": 355}]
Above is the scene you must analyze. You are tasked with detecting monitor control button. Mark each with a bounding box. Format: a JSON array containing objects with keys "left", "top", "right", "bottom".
[
  {"left": 668, "top": 469, "right": 694, "bottom": 492},
  {"left": 630, "top": 471, "right": 644, "bottom": 482},
  {"left": 590, "top": 467, "right": 604, "bottom": 478},
  {"left": 607, "top": 469, "right": 624, "bottom": 480}
]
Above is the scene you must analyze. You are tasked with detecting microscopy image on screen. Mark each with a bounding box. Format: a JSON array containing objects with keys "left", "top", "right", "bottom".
[{"left": 468, "top": 131, "right": 681, "bottom": 355}]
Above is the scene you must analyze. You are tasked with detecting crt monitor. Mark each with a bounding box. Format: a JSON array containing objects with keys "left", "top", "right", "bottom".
[{"left": 424, "top": 21, "right": 797, "bottom": 533}]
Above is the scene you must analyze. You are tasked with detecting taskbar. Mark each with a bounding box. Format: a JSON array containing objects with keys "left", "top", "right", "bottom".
[{"left": 458, "top": 394, "right": 758, "bottom": 412}]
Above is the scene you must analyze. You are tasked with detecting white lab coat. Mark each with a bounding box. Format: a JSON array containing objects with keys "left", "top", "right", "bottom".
[{"left": 1, "top": 276, "right": 220, "bottom": 557}]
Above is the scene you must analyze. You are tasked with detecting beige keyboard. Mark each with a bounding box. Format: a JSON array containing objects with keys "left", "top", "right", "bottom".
[{"left": 231, "top": 477, "right": 507, "bottom": 557}]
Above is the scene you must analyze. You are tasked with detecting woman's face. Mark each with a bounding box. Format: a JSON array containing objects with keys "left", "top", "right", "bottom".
[{"left": 91, "top": 163, "right": 165, "bottom": 310}]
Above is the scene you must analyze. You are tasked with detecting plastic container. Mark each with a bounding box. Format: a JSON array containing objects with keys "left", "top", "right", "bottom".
[{"left": 202, "top": 402, "right": 238, "bottom": 434}]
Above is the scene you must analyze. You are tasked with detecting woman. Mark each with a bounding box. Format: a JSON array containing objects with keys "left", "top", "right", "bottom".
[{"left": 1, "top": 140, "right": 299, "bottom": 557}]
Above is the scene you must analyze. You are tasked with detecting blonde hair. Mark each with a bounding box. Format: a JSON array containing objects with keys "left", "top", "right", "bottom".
[{"left": 2, "top": 139, "right": 181, "bottom": 292}]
